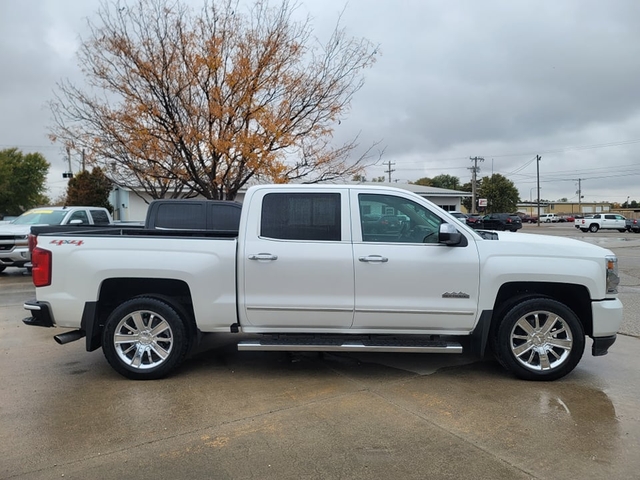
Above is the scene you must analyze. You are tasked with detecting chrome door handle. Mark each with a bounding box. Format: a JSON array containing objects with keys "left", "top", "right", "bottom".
[
  {"left": 358, "top": 255, "right": 388, "bottom": 263},
  {"left": 248, "top": 253, "right": 278, "bottom": 261}
]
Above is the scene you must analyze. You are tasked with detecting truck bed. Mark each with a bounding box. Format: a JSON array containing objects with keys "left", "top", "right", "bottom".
[{"left": 31, "top": 225, "right": 238, "bottom": 238}]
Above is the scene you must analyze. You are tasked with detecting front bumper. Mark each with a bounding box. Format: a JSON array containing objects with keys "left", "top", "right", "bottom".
[
  {"left": 23, "top": 299, "right": 54, "bottom": 328},
  {"left": 591, "top": 298, "right": 623, "bottom": 337},
  {"left": 0, "top": 246, "right": 29, "bottom": 267}
]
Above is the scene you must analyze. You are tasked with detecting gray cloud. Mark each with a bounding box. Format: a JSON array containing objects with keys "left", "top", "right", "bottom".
[{"left": 1, "top": 0, "right": 639, "bottom": 202}]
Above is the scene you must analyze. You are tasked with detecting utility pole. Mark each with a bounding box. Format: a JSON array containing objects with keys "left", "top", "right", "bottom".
[
  {"left": 577, "top": 178, "right": 582, "bottom": 213},
  {"left": 469, "top": 157, "right": 484, "bottom": 214},
  {"left": 536, "top": 155, "right": 541, "bottom": 226},
  {"left": 62, "top": 146, "right": 74, "bottom": 179},
  {"left": 384, "top": 161, "right": 395, "bottom": 183}
]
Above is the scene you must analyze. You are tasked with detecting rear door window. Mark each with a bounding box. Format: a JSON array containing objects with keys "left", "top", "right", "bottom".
[
  {"left": 261, "top": 193, "right": 341, "bottom": 241},
  {"left": 90, "top": 209, "right": 110, "bottom": 225}
]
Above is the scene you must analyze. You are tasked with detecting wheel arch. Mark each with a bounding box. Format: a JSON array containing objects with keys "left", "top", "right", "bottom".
[
  {"left": 84, "top": 277, "right": 196, "bottom": 351},
  {"left": 476, "top": 282, "right": 593, "bottom": 357}
]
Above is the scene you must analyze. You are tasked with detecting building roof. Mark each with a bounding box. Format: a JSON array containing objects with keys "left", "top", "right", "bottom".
[{"left": 348, "top": 181, "right": 472, "bottom": 197}]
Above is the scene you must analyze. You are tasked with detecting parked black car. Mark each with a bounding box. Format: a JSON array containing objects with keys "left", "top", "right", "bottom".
[{"left": 473, "top": 213, "right": 522, "bottom": 232}]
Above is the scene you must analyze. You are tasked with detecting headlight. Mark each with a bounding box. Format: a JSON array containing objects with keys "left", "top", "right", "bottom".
[{"left": 605, "top": 255, "right": 619, "bottom": 294}]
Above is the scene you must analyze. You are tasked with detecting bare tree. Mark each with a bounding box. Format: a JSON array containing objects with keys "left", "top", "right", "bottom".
[{"left": 49, "top": 0, "right": 380, "bottom": 200}]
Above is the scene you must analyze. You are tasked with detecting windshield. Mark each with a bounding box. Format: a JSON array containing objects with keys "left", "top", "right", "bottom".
[{"left": 12, "top": 209, "right": 68, "bottom": 225}]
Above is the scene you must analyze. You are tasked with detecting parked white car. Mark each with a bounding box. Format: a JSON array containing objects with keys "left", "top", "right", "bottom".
[
  {"left": 0, "top": 206, "right": 113, "bottom": 272},
  {"left": 575, "top": 214, "right": 627, "bottom": 233},
  {"left": 24, "top": 184, "right": 622, "bottom": 382},
  {"left": 540, "top": 214, "right": 559, "bottom": 223}
]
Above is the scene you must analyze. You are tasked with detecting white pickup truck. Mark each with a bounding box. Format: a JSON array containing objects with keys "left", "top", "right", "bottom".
[
  {"left": 575, "top": 214, "right": 627, "bottom": 233},
  {"left": 23, "top": 185, "right": 623, "bottom": 381},
  {"left": 0, "top": 206, "right": 113, "bottom": 272}
]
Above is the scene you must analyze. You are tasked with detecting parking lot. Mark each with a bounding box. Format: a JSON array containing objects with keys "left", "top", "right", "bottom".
[{"left": 1, "top": 223, "right": 639, "bottom": 479}]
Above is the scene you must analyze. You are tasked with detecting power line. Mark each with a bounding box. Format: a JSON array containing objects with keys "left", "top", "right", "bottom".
[{"left": 388, "top": 137, "right": 640, "bottom": 165}]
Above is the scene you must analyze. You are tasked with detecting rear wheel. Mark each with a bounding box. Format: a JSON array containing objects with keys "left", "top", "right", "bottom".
[
  {"left": 589, "top": 224, "right": 599, "bottom": 233},
  {"left": 493, "top": 298, "right": 585, "bottom": 381},
  {"left": 102, "top": 297, "right": 190, "bottom": 380},
  {"left": 618, "top": 229, "right": 626, "bottom": 233}
]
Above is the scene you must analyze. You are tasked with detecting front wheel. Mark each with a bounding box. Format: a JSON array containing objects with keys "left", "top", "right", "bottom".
[
  {"left": 493, "top": 298, "right": 585, "bottom": 381},
  {"left": 102, "top": 297, "right": 190, "bottom": 380}
]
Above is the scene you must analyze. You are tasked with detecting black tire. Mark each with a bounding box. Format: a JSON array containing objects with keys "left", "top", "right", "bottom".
[
  {"left": 102, "top": 297, "right": 190, "bottom": 380},
  {"left": 580, "top": 228, "right": 588, "bottom": 233},
  {"left": 493, "top": 298, "right": 585, "bottom": 381},
  {"left": 618, "top": 229, "right": 626, "bottom": 233},
  {"left": 589, "top": 224, "right": 599, "bottom": 233}
]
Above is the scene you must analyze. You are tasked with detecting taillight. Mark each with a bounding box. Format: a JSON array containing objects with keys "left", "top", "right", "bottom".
[
  {"left": 32, "top": 247, "right": 52, "bottom": 287},
  {"left": 28, "top": 234, "right": 37, "bottom": 254}
]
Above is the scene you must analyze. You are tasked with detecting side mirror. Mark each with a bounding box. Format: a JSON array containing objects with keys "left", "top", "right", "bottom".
[
  {"left": 69, "top": 219, "right": 84, "bottom": 225},
  {"left": 439, "top": 223, "right": 462, "bottom": 246}
]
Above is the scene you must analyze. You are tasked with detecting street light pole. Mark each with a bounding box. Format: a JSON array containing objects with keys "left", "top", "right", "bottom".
[{"left": 536, "top": 155, "right": 541, "bottom": 226}]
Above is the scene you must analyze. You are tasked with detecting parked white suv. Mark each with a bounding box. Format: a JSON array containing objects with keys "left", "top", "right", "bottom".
[{"left": 540, "top": 214, "right": 559, "bottom": 223}]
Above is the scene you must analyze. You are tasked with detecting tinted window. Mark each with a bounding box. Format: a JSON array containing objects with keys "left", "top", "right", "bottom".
[
  {"left": 605, "top": 215, "right": 616, "bottom": 220},
  {"left": 208, "top": 203, "right": 242, "bottom": 231},
  {"left": 90, "top": 209, "right": 110, "bottom": 225},
  {"left": 68, "top": 210, "right": 89, "bottom": 224},
  {"left": 156, "top": 203, "right": 205, "bottom": 229},
  {"left": 261, "top": 193, "right": 341, "bottom": 241}
]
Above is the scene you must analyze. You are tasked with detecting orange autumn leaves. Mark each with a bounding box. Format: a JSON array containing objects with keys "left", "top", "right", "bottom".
[{"left": 50, "top": 0, "right": 379, "bottom": 200}]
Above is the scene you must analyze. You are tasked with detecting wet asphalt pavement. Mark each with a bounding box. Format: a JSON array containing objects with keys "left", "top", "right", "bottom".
[{"left": 1, "top": 223, "right": 639, "bottom": 479}]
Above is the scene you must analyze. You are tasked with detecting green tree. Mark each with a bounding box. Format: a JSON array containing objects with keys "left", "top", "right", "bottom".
[
  {"left": 0, "top": 148, "right": 50, "bottom": 216},
  {"left": 65, "top": 167, "right": 114, "bottom": 213},
  {"left": 413, "top": 177, "right": 432, "bottom": 186},
  {"left": 478, "top": 174, "right": 520, "bottom": 213},
  {"left": 430, "top": 174, "right": 460, "bottom": 190}
]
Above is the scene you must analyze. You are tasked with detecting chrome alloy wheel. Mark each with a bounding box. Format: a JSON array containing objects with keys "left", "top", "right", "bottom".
[
  {"left": 113, "top": 310, "right": 174, "bottom": 370},
  {"left": 509, "top": 310, "right": 573, "bottom": 372}
]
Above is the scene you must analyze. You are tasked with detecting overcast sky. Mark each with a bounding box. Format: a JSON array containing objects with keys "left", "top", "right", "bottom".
[{"left": 1, "top": 0, "right": 639, "bottom": 204}]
